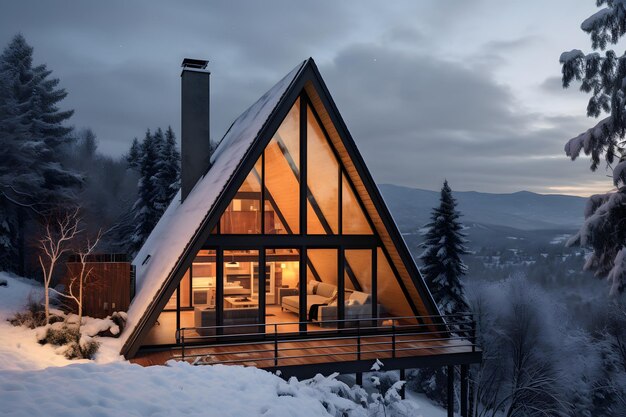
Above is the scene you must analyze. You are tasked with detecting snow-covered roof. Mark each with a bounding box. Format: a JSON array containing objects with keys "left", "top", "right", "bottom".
[{"left": 120, "top": 60, "right": 307, "bottom": 353}]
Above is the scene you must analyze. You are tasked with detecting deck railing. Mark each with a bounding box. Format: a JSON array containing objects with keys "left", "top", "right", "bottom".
[{"left": 174, "top": 313, "right": 477, "bottom": 366}]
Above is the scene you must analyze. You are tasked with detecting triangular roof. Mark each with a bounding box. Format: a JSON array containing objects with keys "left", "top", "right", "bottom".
[{"left": 120, "top": 58, "right": 441, "bottom": 358}]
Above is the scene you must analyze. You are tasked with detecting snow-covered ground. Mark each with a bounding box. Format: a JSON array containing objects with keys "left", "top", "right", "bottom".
[
  {"left": 0, "top": 273, "right": 123, "bottom": 371},
  {"left": 0, "top": 273, "right": 446, "bottom": 417}
]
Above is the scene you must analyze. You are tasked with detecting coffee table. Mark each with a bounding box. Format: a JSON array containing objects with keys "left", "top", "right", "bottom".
[{"left": 224, "top": 296, "right": 258, "bottom": 308}]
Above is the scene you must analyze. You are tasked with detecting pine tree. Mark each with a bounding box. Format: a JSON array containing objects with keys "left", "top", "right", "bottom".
[
  {"left": 160, "top": 126, "right": 181, "bottom": 203},
  {"left": 123, "top": 126, "right": 181, "bottom": 256},
  {"left": 560, "top": 3, "right": 626, "bottom": 295},
  {"left": 129, "top": 129, "right": 161, "bottom": 255},
  {"left": 420, "top": 180, "right": 469, "bottom": 315},
  {"left": 151, "top": 127, "right": 168, "bottom": 213},
  {"left": 412, "top": 180, "right": 469, "bottom": 406},
  {"left": 126, "top": 137, "right": 141, "bottom": 170},
  {"left": 0, "top": 34, "right": 81, "bottom": 274}
]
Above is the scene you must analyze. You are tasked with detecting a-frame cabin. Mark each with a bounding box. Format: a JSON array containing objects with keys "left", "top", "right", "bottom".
[{"left": 120, "top": 58, "right": 480, "bottom": 416}]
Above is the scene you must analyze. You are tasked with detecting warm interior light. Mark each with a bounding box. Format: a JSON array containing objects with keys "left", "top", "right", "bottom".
[{"left": 226, "top": 253, "right": 239, "bottom": 268}]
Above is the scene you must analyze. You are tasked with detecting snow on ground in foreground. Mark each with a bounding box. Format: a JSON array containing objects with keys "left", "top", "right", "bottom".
[
  {"left": 0, "top": 273, "right": 122, "bottom": 371},
  {"left": 0, "top": 273, "right": 446, "bottom": 416},
  {"left": 0, "top": 360, "right": 446, "bottom": 417},
  {"left": 1, "top": 362, "right": 349, "bottom": 417}
]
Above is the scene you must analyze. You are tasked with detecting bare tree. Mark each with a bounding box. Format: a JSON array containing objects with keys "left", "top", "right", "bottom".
[
  {"left": 38, "top": 208, "right": 81, "bottom": 324},
  {"left": 468, "top": 277, "right": 571, "bottom": 417},
  {"left": 50, "top": 230, "right": 103, "bottom": 326}
]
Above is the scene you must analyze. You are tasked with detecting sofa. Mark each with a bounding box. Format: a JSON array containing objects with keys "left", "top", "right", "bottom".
[
  {"left": 280, "top": 281, "right": 380, "bottom": 326},
  {"left": 194, "top": 306, "right": 260, "bottom": 336}
]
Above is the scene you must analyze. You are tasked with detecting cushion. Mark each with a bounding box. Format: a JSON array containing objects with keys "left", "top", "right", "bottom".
[
  {"left": 307, "top": 280, "right": 319, "bottom": 295},
  {"left": 349, "top": 291, "right": 370, "bottom": 305},
  {"left": 316, "top": 282, "right": 337, "bottom": 298},
  {"left": 325, "top": 290, "right": 338, "bottom": 306},
  {"left": 281, "top": 295, "right": 300, "bottom": 309}
]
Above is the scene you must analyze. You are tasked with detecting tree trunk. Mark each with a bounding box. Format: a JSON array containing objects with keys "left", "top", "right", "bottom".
[
  {"left": 44, "top": 282, "right": 50, "bottom": 324},
  {"left": 17, "top": 207, "right": 25, "bottom": 277}
]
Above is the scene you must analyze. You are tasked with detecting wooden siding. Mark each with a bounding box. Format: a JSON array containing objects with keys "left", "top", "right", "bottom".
[{"left": 63, "top": 262, "right": 132, "bottom": 318}]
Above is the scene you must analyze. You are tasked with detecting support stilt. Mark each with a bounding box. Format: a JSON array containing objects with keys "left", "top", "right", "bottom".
[
  {"left": 447, "top": 365, "right": 455, "bottom": 417},
  {"left": 461, "top": 364, "right": 469, "bottom": 417}
]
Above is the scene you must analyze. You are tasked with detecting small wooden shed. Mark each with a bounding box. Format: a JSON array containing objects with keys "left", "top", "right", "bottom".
[{"left": 62, "top": 254, "right": 134, "bottom": 319}]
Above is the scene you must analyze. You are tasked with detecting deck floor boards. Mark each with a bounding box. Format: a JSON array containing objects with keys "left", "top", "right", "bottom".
[{"left": 131, "top": 334, "right": 475, "bottom": 369}]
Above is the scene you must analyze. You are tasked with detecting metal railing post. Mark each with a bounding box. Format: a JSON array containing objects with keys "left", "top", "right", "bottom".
[
  {"left": 274, "top": 324, "right": 279, "bottom": 366},
  {"left": 392, "top": 320, "right": 396, "bottom": 358},
  {"left": 357, "top": 320, "right": 361, "bottom": 361},
  {"left": 181, "top": 330, "right": 185, "bottom": 362},
  {"left": 471, "top": 317, "right": 476, "bottom": 353}
]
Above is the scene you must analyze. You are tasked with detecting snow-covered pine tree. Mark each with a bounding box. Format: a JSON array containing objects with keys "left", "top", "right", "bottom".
[
  {"left": 124, "top": 126, "right": 180, "bottom": 255},
  {"left": 412, "top": 180, "right": 469, "bottom": 407},
  {"left": 126, "top": 137, "right": 141, "bottom": 170},
  {"left": 559, "top": 2, "right": 626, "bottom": 295},
  {"left": 160, "top": 126, "right": 181, "bottom": 203},
  {"left": 153, "top": 126, "right": 180, "bottom": 212},
  {"left": 0, "top": 34, "right": 81, "bottom": 273},
  {"left": 420, "top": 180, "right": 469, "bottom": 315},
  {"left": 129, "top": 129, "right": 161, "bottom": 255}
]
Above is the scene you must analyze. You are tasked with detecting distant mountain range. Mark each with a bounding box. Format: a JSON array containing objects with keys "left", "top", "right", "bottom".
[{"left": 378, "top": 184, "right": 587, "bottom": 232}]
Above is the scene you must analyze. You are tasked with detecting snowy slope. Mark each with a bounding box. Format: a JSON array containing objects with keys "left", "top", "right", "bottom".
[
  {"left": 0, "top": 273, "right": 446, "bottom": 417},
  {"left": 0, "top": 273, "right": 122, "bottom": 371},
  {"left": 1, "top": 362, "right": 352, "bottom": 417},
  {"left": 0, "top": 361, "right": 448, "bottom": 417}
]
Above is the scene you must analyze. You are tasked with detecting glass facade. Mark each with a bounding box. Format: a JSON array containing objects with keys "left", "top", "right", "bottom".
[
  {"left": 342, "top": 174, "right": 373, "bottom": 235},
  {"left": 344, "top": 249, "right": 373, "bottom": 324},
  {"left": 141, "top": 96, "right": 423, "bottom": 347},
  {"left": 376, "top": 247, "right": 414, "bottom": 321},
  {"left": 307, "top": 249, "right": 338, "bottom": 329},
  {"left": 220, "top": 158, "right": 262, "bottom": 234},
  {"left": 307, "top": 108, "right": 339, "bottom": 234}
]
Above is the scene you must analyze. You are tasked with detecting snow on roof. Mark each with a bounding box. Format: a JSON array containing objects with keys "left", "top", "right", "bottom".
[{"left": 120, "top": 60, "right": 307, "bottom": 351}]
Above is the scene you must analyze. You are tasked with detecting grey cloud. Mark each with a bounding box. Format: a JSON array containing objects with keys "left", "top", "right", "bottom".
[
  {"left": 0, "top": 0, "right": 608, "bottom": 195},
  {"left": 319, "top": 44, "right": 601, "bottom": 193},
  {"left": 539, "top": 75, "right": 578, "bottom": 95},
  {"left": 484, "top": 36, "right": 538, "bottom": 52}
]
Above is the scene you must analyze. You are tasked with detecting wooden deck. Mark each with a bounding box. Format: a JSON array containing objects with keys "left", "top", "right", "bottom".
[
  {"left": 132, "top": 332, "right": 480, "bottom": 374},
  {"left": 132, "top": 314, "right": 482, "bottom": 380}
]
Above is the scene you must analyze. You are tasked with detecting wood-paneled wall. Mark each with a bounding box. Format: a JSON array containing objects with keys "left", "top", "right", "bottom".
[{"left": 63, "top": 262, "right": 132, "bottom": 319}]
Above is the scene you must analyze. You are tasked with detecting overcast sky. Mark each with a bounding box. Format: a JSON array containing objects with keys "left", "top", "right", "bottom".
[{"left": 0, "top": 0, "right": 613, "bottom": 196}]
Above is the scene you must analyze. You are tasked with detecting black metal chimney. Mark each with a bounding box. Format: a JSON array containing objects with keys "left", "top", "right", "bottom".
[{"left": 181, "top": 58, "right": 210, "bottom": 201}]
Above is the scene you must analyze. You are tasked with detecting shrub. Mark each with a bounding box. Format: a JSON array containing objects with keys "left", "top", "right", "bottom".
[
  {"left": 8, "top": 296, "right": 47, "bottom": 329},
  {"left": 111, "top": 311, "right": 127, "bottom": 335},
  {"left": 63, "top": 336, "right": 100, "bottom": 360},
  {"left": 40, "top": 325, "right": 80, "bottom": 346},
  {"left": 39, "top": 324, "right": 100, "bottom": 359}
]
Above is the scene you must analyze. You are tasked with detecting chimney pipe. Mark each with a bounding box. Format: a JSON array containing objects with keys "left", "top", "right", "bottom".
[{"left": 181, "top": 58, "right": 210, "bottom": 201}]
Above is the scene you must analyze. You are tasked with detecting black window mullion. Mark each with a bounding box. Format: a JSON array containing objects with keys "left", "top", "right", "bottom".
[
  {"left": 175, "top": 283, "right": 181, "bottom": 342},
  {"left": 338, "top": 169, "right": 343, "bottom": 235},
  {"left": 259, "top": 249, "right": 266, "bottom": 329},
  {"left": 300, "top": 95, "right": 307, "bottom": 236},
  {"left": 216, "top": 249, "right": 224, "bottom": 335},
  {"left": 299, "top": 247, "right": 307, "bottom": 333},
  {"left": 371, "top": 247, "right": 378, "bottom": 323},
  {"left": 188, "top": 264, "right": 193, "bottom": 308},
  {"left": 261, "top": 153, "right": 265, "bottom": 234},
  {"left": 338, "top": 246, "right": 345, "bottom": 328}
]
